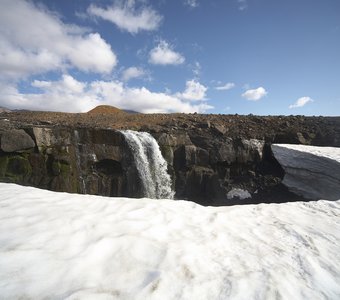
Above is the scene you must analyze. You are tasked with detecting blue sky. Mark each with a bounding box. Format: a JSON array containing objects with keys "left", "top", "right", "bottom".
[{"left": 0, "top": 0, "right": 339, "bottom": 115}]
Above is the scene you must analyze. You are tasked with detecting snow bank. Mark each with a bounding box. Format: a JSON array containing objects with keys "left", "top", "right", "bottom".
[
  {"left": 0, "top": 183, "right": 339, "bottom": 299},
  {"left": 227, "top": 188, "right": 251, "bottom": 200},
  {"left": 272, "top": 144, "right": 340, "bottom": 200},
  {"left": 273, "top": 144, "right": 340, "bottom": 162}
]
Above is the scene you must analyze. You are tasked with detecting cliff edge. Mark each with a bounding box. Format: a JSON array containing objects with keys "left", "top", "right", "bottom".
[{"left": 0, "top": 110, "right": 339, "bottom": 205}]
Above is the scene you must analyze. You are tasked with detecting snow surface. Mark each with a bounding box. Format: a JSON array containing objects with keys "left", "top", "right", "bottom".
[
  {"left": 272, "top": 144, "right": 340, "bottom": 200},
  {"left": 0, "top": 183, "right": 340, "bottom": 299},
  {"left": 227, "top": 188, "right": 251, "bottom": 200},
  {"left": 273, "top": 144, "right": 340, "bottom": 162}
]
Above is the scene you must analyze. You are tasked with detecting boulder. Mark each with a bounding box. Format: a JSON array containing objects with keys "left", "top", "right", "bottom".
[
  {"left": 213, "top": 124, "right": 227, "bottom": 135},
  {"left": 33, "top": 127, "right": 72, "bottom": 149},
  {"left": 1, "top": 129, "right": 35, "bottom": 152}
]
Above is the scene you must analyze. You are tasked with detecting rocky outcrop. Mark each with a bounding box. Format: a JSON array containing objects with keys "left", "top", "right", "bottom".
[
  {"left": 1, "top": 112, "right": 339, "bottom": 205},
  {"left": 1, "top": 129, "right": 35, "bottom": 152},
  {"left": 0, "top": 127, "right": 135, "bottom": 197},
  {"left": 156, "top": 132, "right": 272, "bottom": 204},
  {"left": 0, "top": 125, "right": 291, "bottom": 205},
  {"left": 272, "top": 144, "right": 340, "bottom": 200}
]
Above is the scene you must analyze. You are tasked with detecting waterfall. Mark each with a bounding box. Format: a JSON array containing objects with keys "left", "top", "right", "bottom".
[
  {"left": 120, "top": 130, "right": 174, "bottom": 199},
  {"left": 74, "top": 130, "right": 86, "bottom": 194}
]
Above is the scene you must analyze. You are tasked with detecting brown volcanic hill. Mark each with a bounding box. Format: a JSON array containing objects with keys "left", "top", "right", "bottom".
[{"left": 87, "top": 105, "right": 126, "bottom": 115}]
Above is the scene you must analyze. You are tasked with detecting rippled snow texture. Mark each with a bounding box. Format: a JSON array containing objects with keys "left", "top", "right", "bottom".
[{"left": 0, "top": 183, "right": 339, "bottom": 299}]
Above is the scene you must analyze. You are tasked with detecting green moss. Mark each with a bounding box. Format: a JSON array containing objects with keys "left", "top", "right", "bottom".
[
  {"left": 37, "top": 145, "right": 49, "bottom": 154},
  {"left": 51, "top": 160, "right": 71, "bottom": 176},
  {"left": 3, "top": 155, "right": 32, "bottom": 182}
]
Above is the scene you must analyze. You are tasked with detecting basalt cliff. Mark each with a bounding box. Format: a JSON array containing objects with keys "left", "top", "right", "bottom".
[{"left": 0, "top": 108, "right": 339, "bottom": 205}]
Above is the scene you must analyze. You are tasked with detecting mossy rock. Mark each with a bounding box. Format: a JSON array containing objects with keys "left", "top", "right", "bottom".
[
  {"left": 2, "top": 155, "right": 32, "bottom": 182},
  {"left": 51, "top": 160, "right": 71, "bottom": 176}
]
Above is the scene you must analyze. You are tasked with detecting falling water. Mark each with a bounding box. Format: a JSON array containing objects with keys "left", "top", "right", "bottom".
[
  {"left": 120, "top": 130, "right": 174, "bottom": 199},
  {"left": 74, "top": 130, "right": 86, "bottom": 194}
]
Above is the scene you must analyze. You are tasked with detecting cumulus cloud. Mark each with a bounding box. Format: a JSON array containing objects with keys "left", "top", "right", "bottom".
[
  {"left": 184, "top": 0, "right": 199, "bottom": 8},
  {"left": 0, "top": 77, "right": 92, "bottom": 113},
  {"left": 242, "top": 87, "right": 267, "bottom": 101},
  {"left": 0, "top": 75, "right": 213, "bottom": 114},
  {"left": 121, "top": 67, "right": 146, "bottom": 82},
  {"left": 88, "top": 1, "right": 162, "bottom": 34},
  {"left": 0, "top": 0, "right": 116, "bottom": 79},
  {"left": 215, "top": 82, "right": 235, "bottom": 91},
  {"left": 149, "top": 40, "right": 185, "bottom": 65},
  {"left": 32, "top": 75, "right": 85, "bottom": 94},
  {"left": 179, "top": 79, "right": 207, "bottom": 101},
  {"left": 289, "top": 96, "right": 314, "bottom": 109}
]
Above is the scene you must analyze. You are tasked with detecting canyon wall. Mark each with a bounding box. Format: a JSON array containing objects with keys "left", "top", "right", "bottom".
[{"left": 0, "top": 118, "right": 339, "bottom": 205}]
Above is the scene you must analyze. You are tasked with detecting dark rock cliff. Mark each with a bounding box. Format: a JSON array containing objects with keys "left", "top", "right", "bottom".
[
  {"left": 0, "top": 127, "right": 143, "bottom": 198},
  {"left": 0, "top": 113, "right": 339, "bottom": 205}
]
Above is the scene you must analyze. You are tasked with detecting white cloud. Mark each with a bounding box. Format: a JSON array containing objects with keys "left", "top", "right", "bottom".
[
  {"left": 149, "top": 40, "right": 185, "bottom": 66},
  {"left": 215, "top": 82, "right": 235, "bottom": 91},
  {"left": 179, "top": 79, "right": 207, "bottom": 101},
  {"left": 0, "top": 77, "right": 92, "bottom": 113},
  {"left": 184, "top": 0, "right": 199, "bottom": 8},
  {"left": 121, "top": 67, "right": 146, "bottom": 82},
  {"left": 242, "top": 87, "right": 267, "bottom": 101},
  {"left": 32, "top": 75, "right": 85, "bottom": 94},
  {"left": 0, "top": 75, "right": 213, "bottom": 114},
  {"left": 0, "top": 0, "right": 117, "bottom": 79},
  {"left": 88, "top": 1, "right": 162, "bottom": 34},
  {"left": 289, "top": 96, "right": 314, "bottom": 109}
]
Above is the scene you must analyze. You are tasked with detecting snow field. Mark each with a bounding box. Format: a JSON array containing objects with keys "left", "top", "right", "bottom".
[{"left": 0, "top": 183, "right": 339, "bottom": 299}]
